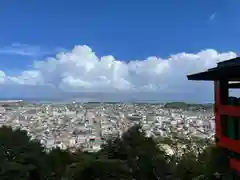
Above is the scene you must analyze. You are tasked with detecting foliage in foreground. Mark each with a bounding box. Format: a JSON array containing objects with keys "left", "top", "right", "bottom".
[{"left": 0, "top": 125, "right": 232, "bottom": 180}]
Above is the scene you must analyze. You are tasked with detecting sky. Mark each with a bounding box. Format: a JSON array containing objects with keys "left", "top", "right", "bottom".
[{"left": 0, "top": 0, "right": 239, "bottom": 102}]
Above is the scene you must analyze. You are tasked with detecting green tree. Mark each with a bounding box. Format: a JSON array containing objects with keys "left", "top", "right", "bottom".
[
  {"left": 46, "top": 147, "right": 74, "bottom": 180},
  {"left": 75, "top": 159, "right": 130, "bottom": 180},
  {"left": 198, "top": 145, "right": 230, "bottom": 179},
  {"left": 0, "top": 124, "right": 234, "bottom": 180},
  {"left": 101, "top": 125, "right": 172, "bottom": 180},
  {"left": 0, "top": 126, "right": 48, "bottom": 180},
  {"left": 173, "top": 151, "right": 201, "bottom": 180}
]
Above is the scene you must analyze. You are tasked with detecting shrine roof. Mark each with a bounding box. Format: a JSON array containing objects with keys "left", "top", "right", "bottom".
[{"left": 187, "top": 57, "right": 240, "bottom": 81}]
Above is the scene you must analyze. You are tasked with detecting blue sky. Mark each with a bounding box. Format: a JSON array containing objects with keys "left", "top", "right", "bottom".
[{"left": 0, "top": 0, "right": 239, "bottom": 102}]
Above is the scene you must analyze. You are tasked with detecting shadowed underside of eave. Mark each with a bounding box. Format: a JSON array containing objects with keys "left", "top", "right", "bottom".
[{"left": 187, "top": 65, "right": 240, "bottom": 81}]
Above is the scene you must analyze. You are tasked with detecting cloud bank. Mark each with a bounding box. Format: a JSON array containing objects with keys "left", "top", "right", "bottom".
[{"left": 0, "top": 45, "right": 237, "bottom": 102}]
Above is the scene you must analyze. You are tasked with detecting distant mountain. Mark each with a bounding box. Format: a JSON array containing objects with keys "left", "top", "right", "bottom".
[{"left": 164, "top": 102, "right": 213, "bottom": 109}]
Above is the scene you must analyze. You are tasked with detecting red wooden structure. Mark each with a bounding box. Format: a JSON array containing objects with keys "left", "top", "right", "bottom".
[{"left": 187, "top": 57, "right": 240, "bottom": 174}]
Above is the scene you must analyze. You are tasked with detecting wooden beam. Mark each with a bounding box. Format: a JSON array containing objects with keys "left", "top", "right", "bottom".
[
  {"left": 229, "top": 83, "right": 240, "bottom": 89},
  {"left": 219, "top": 105, "right": 240, "bottom": 117}
]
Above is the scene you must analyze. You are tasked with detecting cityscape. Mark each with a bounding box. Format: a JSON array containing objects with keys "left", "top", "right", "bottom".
[
  {"left": 0, "top": 100, "right": 214, "bottom": 152},
  {"left": 0, "top": 0, "right": 238, "bottom": 178}
]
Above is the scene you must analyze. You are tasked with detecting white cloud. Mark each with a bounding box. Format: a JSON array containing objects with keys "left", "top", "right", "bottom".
[
  {"left": 0, "top": 71, "right": 6, "bottom": 84},
  {"left": 0, "top": 45, "right": 237, "bottom": 102},
  {"left": 0, "top": 43, "right": 61, "bottom": 57},
  {"left": 209, "top": 12, "right": 216, "bottom": 21}
]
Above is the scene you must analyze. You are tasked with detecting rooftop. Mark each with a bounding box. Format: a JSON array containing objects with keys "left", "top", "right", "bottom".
[{"left": 187, "top": 57, "right": 240, "bottom": 81}]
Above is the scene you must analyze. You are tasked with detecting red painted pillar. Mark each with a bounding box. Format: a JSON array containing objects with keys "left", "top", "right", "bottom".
[{"left": 214, "top": 80, "right": 221, "bottom": 142}]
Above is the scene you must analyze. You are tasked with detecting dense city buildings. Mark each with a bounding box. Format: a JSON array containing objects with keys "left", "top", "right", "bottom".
[{"left": 0, "top": 101, "right": 215, "bottom": 152}]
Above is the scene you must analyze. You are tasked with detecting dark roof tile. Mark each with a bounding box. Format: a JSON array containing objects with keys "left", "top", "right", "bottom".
[{"left": 187, "top": 57, "right": 240, "bottom": 81}]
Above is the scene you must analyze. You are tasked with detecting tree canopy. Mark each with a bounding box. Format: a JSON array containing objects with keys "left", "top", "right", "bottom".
[{"left": 0, "top": 125, "right": 232, "bottom": 180}]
